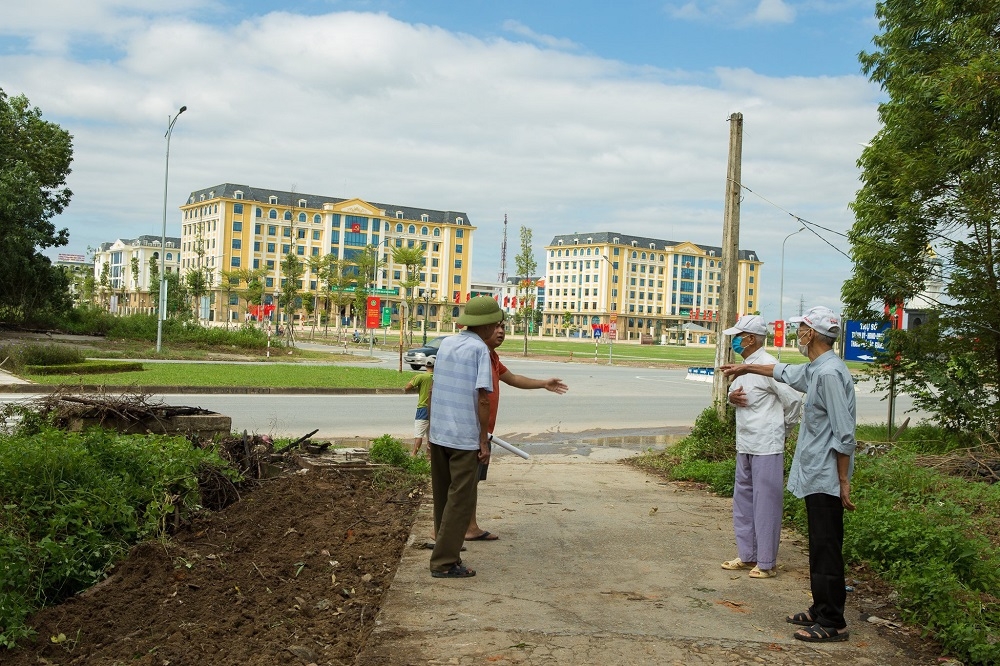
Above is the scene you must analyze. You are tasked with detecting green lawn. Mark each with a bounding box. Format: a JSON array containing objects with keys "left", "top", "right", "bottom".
[
  {"left": 24, "top": 363, "right": 413, "bottom": 388},
  {"left": 497, "top": 336, "right": 821, "bottom": 366}
]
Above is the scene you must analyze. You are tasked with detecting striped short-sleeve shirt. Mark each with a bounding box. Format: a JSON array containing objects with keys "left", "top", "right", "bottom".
[{"left": 429, "top": 330, "right": 493, "bottom": 450}]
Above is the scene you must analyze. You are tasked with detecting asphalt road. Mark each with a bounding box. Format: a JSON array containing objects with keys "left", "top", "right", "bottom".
[{"left": 0, "top": 355, "right": 920, "bottom": 441}]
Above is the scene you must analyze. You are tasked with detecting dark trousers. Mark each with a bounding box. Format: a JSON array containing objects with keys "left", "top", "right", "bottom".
[
  {"left": 805, "top": 493, "right": 847, "bottom": 629},
  {"left": 429, "top": 443, "right": 479, "bottom": 573}
]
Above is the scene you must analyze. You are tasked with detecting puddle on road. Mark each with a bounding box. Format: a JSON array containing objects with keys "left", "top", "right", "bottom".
[{"left": 501, "top": 431, "right": 685, "bottom": 457}]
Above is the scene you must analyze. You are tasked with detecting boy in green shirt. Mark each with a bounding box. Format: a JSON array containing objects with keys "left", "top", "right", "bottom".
[{"left": 403, "top": 357, "right": 434, "bottom": 455}]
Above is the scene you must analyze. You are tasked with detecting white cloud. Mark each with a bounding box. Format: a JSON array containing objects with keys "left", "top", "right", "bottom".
[
  {"left": 0, "top": 8, "right": 878, "bottom": 319},
  {"left": 752, "top": 0, "right": 796, "bottom": 24},
  {"left": 665, "top": 0, "right": 796, "bottom": 26},
  {"left": 501, "top": 20, "right": 579, "bottom": 51}
]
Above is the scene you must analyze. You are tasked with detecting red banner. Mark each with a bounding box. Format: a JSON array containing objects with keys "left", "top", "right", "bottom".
[
  {"left": 774, "top": 320, "right": 785, "bottom": 348},
  {"left": 248, "top": 304, "right": 276, "bottom": 319},
  {"left": 366, "top": 296, "right": 381, "bottom": 329}
]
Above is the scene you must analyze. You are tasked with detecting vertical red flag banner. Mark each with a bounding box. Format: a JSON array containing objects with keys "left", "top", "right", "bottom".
[
  {"left": 774, "top": 320, "right": 785, "bottom": 348},
  {"left": 365, "top": 296, "right": 381, "bottom": 329}
]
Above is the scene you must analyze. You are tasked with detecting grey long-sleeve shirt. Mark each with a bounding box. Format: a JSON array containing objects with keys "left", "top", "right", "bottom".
[{"left": 772, "top": 350, "right": 857, "bottom": 499}]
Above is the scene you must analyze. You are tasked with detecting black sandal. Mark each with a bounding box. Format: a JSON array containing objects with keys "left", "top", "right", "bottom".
[
  {"left": 786, "top": 611, "right": 815, "bottom": 626},
  {"left": 794, "top": 623, "right": 849, "bottom": 642},
  {"left": 431, "top": 563, "right": 476, "bottom": 578}
]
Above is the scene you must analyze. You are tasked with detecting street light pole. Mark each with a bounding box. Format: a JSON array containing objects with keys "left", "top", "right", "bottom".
[
  {"left": 599, "top": 254, "right": 616, "bottom": 365},
  {"left": 422, "top": 292, "right": 431, "bottom": 345},
  {"left": 156, "top": 105, "right": 187, "bottom": 354},
  {"left": 778, "top": 227, "right": 805, "bottom": 361}
]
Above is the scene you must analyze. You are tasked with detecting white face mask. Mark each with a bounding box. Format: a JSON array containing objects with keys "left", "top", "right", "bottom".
[{"left": 797, "top": 330, "right": 811, "bottom": 357}]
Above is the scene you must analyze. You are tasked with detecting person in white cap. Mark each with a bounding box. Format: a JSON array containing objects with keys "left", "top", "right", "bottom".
[
  {"left": 720, "top": 315, "right": 802, "bottom": 580},
  {"left": 720, "top": 306, "right": 856, "bottom": 643}
]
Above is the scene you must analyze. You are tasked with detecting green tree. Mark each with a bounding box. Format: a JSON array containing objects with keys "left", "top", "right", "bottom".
[
  {"left": 129, "top": 256, "right": 140, "bottom": 312},
  {"left": 279, "top": 253, "right": 304, "bottom": 344},
  {"left": 325, "top": 256, "right": 353, "bottom": 340},
  {"left": 351, "top": 247, "right": 377, "bottom": 331},
  {"left": 0, "top": 89, "right": 73, "bottom": 325},
  {"left": 561, "top": 311, "right": 575, "bottom": 337},
  {"left": 218, "top": 269, "right": 242, "bottom": 329},
  {"left": 184, "top": 266, "right": 210, "bottom": 321},
  {"left": 98, "top": 262, "right": 111, "bottom": 309},
  {"left": 392, "top": 245, "right": 425, "bottom": 345},
  {"left": 148, "top": 255, "right": 160, "bottom": 311},
  {"left": 843, "top": 0, "right": 1000, "bottom": 436},
  {"left": 236, "top": 267, "right": 266, "bottom": 329},
  {"left": 514, "top": 226, "right": 537, "bottom": 355}
]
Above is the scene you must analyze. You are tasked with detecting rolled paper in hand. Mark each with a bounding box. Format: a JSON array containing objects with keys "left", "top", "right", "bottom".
[{"left": 488, "top": 434, "right": 531, "bottom": 460}]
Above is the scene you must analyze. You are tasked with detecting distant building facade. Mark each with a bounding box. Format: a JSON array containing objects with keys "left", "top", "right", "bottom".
[
  {"left": 543, "top": 232, "right": 762, "bottom": 340},
  {"left": 179, "top": 184, "right": 474, "bottom": 328},
  {"left": 92, "top": 236, "right": 181, "bottom": 313}
]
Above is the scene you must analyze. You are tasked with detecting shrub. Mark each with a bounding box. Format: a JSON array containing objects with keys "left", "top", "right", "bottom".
[
  {"left": 369, "top": 434, "right": 430, "bottom": 476},
  {"left": 19, "top": 344, "right": 83, "bottom": 366},
  {"left": 25, "top": 361, "right": 143, "bottom": 375},
  {"left": 0, "top": 426, "right": 234, "bottom": 648},
  {"left": 671, "top": 405, "right": 736, "bottom": 463}
]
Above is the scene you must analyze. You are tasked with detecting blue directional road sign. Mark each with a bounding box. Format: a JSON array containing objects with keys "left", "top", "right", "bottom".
[{"left": 844, "top": 320, "right": 891, "bottom": 363}]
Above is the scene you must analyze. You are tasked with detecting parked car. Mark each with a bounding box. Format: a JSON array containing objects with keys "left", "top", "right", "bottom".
[{"left": 403, "top": 336, "right": 448, "bottom": 370}]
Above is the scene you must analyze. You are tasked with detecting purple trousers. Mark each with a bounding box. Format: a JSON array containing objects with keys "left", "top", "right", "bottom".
[{"left": 733, "top": 452, "right": 784, "bottom": 569}]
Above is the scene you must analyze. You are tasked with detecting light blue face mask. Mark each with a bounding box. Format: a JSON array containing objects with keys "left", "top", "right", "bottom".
[{"left": 731, "top": 336, "right": 745, "bottom": 356}]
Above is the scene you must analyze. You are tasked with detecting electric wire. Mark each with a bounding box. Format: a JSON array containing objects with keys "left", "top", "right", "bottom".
[{"left": 731, "top": 179, "right": 1000, "bottom": 334}]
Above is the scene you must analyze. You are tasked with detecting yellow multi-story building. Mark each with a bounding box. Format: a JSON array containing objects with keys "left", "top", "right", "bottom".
[
  {"left": 179, "top": 184, "right": 474, "bottom": 329},
  {"left": 542, "top": 232, "right": 762, "bottom": 340}
]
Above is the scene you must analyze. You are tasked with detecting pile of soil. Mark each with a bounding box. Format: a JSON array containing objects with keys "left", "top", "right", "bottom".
[{"left": 7, "top": 467, "right": 423, "bottom": 666}]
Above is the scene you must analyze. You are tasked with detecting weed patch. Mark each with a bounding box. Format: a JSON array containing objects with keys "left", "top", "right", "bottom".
[{"left": 0, "top": 425, "right": 234, "bottom": 648}]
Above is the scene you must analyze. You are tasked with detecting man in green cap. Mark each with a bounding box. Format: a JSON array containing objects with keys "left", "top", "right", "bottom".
[{"left": 427, "top": 295, "right": 503, "bottom": 578}]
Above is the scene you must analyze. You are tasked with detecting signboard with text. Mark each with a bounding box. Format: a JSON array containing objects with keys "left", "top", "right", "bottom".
[
  {"left": 365, "top": 297, "right": 381, "bottom": 329},
  {"left": 844, "top": 320, "right": 891, "bottom": 363},
  {"left": 340, "top": 287, "right": 399, "bottom": 296},
  {"left": 774, "top": 320, "right": 785, "bottom": 348},
  {"left": 381, "top": 306, "right": 391, "bottom": 327}
]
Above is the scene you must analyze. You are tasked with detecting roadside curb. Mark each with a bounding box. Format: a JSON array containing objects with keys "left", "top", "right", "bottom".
[{"left": 0, "top": 385, "right": 407, "bottom": 395}]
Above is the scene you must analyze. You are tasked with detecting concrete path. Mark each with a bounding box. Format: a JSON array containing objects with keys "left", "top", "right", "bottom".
[{"left": 360, "top": 450, "right": 929, "bottom": 666}]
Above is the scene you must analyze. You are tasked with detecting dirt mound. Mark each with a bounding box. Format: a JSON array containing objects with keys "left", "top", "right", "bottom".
[{"left": 8, "top": 468, "right": 423, "bottom": 666}]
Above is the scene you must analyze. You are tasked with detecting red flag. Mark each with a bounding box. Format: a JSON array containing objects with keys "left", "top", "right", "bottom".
[
  {"left": 512, "top": 296, "right": 518, "bottom": 308},
  {"left": 503, "top": 296, "right": 510, "bottom": 306},
  {"left": 466, "top": 292, "right": 471, "bottom": 302},
  {"left": 453, "top": 291, "right": 460, "bottom": 303}
]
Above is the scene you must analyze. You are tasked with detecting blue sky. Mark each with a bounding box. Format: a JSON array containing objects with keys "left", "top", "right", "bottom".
[{"left": 0, "top": 0, "right": 883, "bottom": 320}]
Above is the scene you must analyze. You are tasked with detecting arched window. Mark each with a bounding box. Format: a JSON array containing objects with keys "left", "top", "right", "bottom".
[
  {"left": 284, "top": 211, "right": 292, "bottom": 221},
  {"left": 298, "top": 212, "right": 306, "bottom": 222},
  {"left": 255, "top": 207, "right": 262, "bottom": 218},
  {"left": 421, "top": 226, "right": 429, "bottom": 235},
  {"left": 632, "top": 251, "right": 637, "bottom": 258},
  {"left": 408, "top": 225, "right": 416, "bottom": 234},
  {"left": 313, "top": 214, "right": 321, "bottom": 223},
  {"left": 166, "top": 253, "right": 173, "bottom": 261},
  {"left": 641, "top": 252, "right": 647, "bottom": 260},
  {"left": 269, "top": 209, "right": 277, "bottom": 219},
  {"left": 396, "top": 223, "right": 403, "bottom": 233},
  {"left": 433, "top": 228, "right": 440, "bottom": 237}
]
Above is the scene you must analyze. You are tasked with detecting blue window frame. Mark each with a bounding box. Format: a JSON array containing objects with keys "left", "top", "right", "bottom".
[
  {"left": 231, "top": 257, "right": 241, "bottom": 267},
  {"left": 233, "top": 203, "right": 244, "bottom": 214},
  {"left": 232, "top": 239, "right": 241, "bottom": 249}
]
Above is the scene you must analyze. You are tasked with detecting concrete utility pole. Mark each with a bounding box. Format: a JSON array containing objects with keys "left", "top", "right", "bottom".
[{"left": 713, "top": 112, "right": 743, "bottom": 416}]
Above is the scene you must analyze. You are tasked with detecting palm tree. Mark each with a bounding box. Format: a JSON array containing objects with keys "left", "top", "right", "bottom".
[{"left": 392, "top": 245, "right": 426, "bottom": 346}]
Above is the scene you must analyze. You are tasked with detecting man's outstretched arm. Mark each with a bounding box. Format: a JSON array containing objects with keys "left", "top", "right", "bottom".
[{"left": 500, "top": 372, "right": 568, "bottom": 394}]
